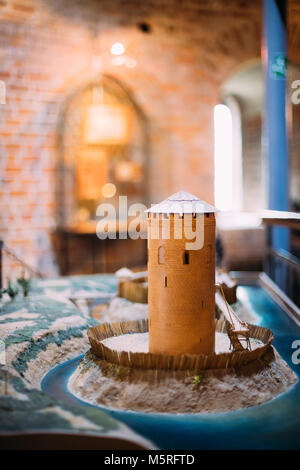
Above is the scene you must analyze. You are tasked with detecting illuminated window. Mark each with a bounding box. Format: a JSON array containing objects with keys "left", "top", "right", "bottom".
[
  {"left": 214, "top": 98, "right": 243, "bottom": 212},
  {"left": 214, "top": 104, "right": 233, "bottom": 211}
]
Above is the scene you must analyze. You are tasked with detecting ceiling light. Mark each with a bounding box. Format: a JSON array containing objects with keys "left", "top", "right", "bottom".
[{"left": 110, "top": 42, "right": 125, "bottom": 55}]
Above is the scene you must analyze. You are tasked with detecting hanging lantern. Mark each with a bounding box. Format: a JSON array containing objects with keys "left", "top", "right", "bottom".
[{"left": 84, "top": 104, "right": 131, "bottom": 145}]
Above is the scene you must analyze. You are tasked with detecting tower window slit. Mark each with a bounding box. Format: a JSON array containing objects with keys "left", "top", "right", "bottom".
[
  {"left": 184, "top": 251, "right": 190, "bottom": 264},
  {"left": 164, "top": 276, "right": 167, "bottom": 287}
]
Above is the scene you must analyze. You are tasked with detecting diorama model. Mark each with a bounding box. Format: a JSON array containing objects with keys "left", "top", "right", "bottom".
[
  {"left": 1, "top": 191, "right": 298, "bottom": 446},
  {"left": 69, "top": 191, "right": 297, "bottom": 415},
  {"left": 146, "top": 191, "right": 250, "bottom": 354},
  {"left": 116, "top": 192, "right": 244, "bottom": 352}
]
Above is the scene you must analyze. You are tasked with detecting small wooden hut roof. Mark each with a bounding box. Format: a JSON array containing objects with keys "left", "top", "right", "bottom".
[{"left": 146, "top": 191, "right": 215, "bottom": 214}]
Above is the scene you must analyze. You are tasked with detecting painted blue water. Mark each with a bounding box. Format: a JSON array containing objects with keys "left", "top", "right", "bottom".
[{"left": 42, "top": 286, "right": 300, "bottom": 449}]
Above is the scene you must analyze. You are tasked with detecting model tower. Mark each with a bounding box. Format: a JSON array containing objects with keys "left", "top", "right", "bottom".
[{"left": 146, "top": 191, "right": 216, "bottom": 355}]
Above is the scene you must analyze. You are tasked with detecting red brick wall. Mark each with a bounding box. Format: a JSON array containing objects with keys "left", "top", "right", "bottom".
[{"left": 0, "top": 0, "right": 265, "bottom": 280}]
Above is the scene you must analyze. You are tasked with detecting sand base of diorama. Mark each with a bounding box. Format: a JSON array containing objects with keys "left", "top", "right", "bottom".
[
  {"left": 69, "top": 345, "right": 297, "bottom": 414},
  {"left": 101, "top": 331, "right": 263, "bottom": 354}
]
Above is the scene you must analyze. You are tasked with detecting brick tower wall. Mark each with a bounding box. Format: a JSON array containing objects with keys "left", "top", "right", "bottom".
[{"left": 148, "top": 213, "right": 215, "bottom": 355}]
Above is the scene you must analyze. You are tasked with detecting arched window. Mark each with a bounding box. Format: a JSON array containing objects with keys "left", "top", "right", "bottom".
[
  {"left": 215, "top": 59, "right": 266, "bottom": 212},
  {"left": 214, "top": 103, "right": 234, "bottom": 211},
  {"left": 158, "top": 246, "right": 166, "bottom": 264}
]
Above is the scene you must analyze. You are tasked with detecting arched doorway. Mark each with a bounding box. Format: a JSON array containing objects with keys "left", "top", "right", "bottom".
[{"left": 54, "top": 76, "right": 149, "bottom": 274}]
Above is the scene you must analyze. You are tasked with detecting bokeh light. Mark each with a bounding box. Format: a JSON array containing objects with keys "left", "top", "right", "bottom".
[{"left": 102, "top": 182, "right": 117, "bottom": 198}]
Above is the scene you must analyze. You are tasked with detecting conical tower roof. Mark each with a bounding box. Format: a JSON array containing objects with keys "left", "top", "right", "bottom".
[{"left": 146, "top": 191, "right": 215, "bottom": 214}]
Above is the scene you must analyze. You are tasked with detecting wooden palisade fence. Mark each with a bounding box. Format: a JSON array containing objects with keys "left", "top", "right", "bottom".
[{"left": 88, "top": 319, "right": 274, "bottom": 371}]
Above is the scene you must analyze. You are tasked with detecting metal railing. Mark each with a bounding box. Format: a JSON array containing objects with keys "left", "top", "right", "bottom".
[
  {"left": 266, "top": 247, "right": 300, "bottom": 307},
  {"left": 262, "top": 210, "right": 300, "bottom": 308}
]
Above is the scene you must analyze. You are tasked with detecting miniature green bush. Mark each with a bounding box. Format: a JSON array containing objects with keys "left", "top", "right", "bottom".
[
  {"left": 192, "top": 374, "right": 202, "bottom": 386},
  {"left": 3, "top": 280, "right": 19, "bottom": 300},
  {"left": 17, "top": 275, "right": 31, "bottom": 297}
]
